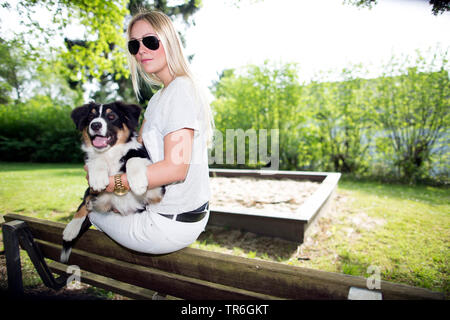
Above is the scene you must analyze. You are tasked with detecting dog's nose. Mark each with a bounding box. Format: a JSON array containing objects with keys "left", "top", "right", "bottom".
[{"left": 90, "top": 121, "right": 102, "bottom": 131}]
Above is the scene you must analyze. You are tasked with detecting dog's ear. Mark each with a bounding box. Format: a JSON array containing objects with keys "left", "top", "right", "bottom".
[
  {"left": 115, "top": 101, "right": 142, "bottom": 131},
  {"left": 71, "top": 104, "right": 91, "bottom": 131}
]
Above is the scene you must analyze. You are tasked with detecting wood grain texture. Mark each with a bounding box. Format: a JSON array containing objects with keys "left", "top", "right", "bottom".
[{"left": 4, "top": 213, "right": 443, "bottom": 300}]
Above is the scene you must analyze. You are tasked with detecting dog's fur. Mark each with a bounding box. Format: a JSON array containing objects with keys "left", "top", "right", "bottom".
[{"left": 60, "top": 101, "right": 164, "bottom": 263}]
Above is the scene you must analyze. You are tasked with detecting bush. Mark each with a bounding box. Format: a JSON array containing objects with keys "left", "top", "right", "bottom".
[
  {"left": 211, "top": 53, "right": 449, "bottom": 184},
  {"left": 0, "top": 95, "right": 83, "bottom": 163}
]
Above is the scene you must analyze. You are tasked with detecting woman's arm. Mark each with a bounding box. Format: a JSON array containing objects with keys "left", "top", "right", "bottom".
[
  {"left": 104, "top": 128, "right": 194, "bottom": 192},
  {"left": 137, "top": 119, "right": 146, "bottom": 144}
]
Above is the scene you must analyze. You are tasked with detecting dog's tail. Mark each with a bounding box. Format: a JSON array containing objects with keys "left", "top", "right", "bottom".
[{"left": 60, "top": 216, "right": 92, "bottom": 264}]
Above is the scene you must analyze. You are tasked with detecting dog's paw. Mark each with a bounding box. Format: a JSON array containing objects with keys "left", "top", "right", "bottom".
[
  {"left": 126, "top": 157, "right": 150, "bottom": 196},
  {"left": 89, "top": 171, "right": 110, "bottom": 192},
  {"left": 145, "top": 187, "right": 165, "bottom": 204},
  {"left": 63, "top": 217, "right": 86, "bottom": 242}
]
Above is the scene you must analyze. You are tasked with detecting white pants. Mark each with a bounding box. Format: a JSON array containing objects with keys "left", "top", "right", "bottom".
[{"left": 89, "top": 208, "right": 209, "bottom": 254}]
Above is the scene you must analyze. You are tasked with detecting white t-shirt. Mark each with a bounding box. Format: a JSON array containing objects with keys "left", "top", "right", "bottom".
[{"left": 141, "top": 76, "right": 210, "bottom": 214}]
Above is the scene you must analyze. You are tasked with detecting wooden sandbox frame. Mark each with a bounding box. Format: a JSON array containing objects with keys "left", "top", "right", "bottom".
[{"left": 208, "top": 168, "right": 341, "bottom": 243}]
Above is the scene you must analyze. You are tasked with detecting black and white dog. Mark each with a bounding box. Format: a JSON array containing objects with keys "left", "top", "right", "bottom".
[{"left": 60, "top": 101, "right": 164, "bottom": 263}]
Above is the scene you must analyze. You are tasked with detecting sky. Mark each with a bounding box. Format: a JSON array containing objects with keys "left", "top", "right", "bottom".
[
  {"left": 182, "top": 0, "right": 450, "bottom": 86},
  {"left": 1, "top": 0, "right": 449, "bottom": 90}
]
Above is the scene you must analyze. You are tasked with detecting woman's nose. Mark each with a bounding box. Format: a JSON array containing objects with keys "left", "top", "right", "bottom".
[{"left": 138, "top": 39, "right": 148, "bottom": 55}]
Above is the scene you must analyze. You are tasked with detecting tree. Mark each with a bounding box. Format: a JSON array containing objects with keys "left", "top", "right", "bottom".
[
  {"left": 0, "top": 38, "right": 28, "bottom": 103},
  {"left": 373, "top": 49, "right": 449, "bottom": 183},
  {"left": 344, "top": 0, "right": 450, "bottom": 15},
  {"left": 0, "top": 0, "right": 203, "bottom": 105},
  {"left": 303, "top": 66, "right": 376, "bottom": 173},
  {"left": 212, "top": 62, "right": 306, "bottom": 170}
]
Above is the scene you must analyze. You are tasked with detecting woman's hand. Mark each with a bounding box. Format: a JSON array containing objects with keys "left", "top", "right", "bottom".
[{"left": 137, "top": 119, "right": 146, "bottom": 144}]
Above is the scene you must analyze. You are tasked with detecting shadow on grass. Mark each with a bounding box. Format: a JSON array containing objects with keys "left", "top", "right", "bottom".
[{"left": 196, "top": 225, "right": 299, "bottom": 262}]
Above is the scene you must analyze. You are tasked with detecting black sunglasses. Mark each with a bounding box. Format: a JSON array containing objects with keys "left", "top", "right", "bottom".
[{"left": 128, "top": 35, "right": 160, "bottom": 55}]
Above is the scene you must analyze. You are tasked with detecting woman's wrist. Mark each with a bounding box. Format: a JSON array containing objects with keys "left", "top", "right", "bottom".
[{"left": 106, "top": 174, "right": 129, "bottom": 193}]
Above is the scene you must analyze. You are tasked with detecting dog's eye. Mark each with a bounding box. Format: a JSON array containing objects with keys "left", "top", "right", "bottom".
[
  {"left": 88, "top": 113, "right": 96, "bottom": 121},
  {"left": 107, "top": 113, "right": 116, "bottom": 121}
]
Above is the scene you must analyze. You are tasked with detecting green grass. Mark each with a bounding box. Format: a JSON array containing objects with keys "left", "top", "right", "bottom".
[
  {"left": 334, "top": 178, "right": 449, "bottom": 292},
  {"left": 0, "top": 162, "right": 449, "bottom": 298},
  {"left": 195, "top": 176, "right": 450, "bottom": 297},
  {"left": 0, "top": 162, "right": 86, "bottom": 223}
]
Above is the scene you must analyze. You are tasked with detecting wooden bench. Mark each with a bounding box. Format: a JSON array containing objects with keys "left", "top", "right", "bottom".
[{"left": 1, "top": 213, "right": 443, "bottom": 300}]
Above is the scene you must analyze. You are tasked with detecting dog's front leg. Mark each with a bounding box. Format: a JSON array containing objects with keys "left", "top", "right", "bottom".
[
  {"left": 126, "top": 157, "right": 151, "bottom": 196},
  {"left": 87, "top": 158, "right": 110, "bottom": 192}
]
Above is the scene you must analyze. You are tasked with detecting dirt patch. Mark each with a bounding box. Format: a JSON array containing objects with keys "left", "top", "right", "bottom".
[
  {"left": 295, "top": 192, "right": 353, "bottom": 261},
  {"left": 210, "top": 177, "right": 320, "bottom": 213},
  {"left": 347, "top": 212, "right": 386, "bottom": 231},
  {"left": 198, "top": 226, "right": 299, "bottom": 261},
  {"left": 198, "top": 190, "right": 355, "bottom": 264}
]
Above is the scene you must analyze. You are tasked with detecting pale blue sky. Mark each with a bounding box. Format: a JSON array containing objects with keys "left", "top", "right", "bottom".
[{"left": 183, "top": 0, "right": 450, "bottom": 86}]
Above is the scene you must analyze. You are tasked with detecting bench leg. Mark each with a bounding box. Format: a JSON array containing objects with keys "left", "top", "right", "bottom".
[
  {"left": 2, "top": 221, "right": 25, "bottom": 297},
  {"left": 2, "top": 220, "right": 67, "bottom": 296}
]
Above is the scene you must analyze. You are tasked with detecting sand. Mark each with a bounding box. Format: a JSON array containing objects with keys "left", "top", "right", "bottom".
[{"left": 209, "top": 176, "right": 321, "bottom": 213}]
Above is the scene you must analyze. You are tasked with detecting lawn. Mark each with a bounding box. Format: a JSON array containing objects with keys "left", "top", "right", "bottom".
[{"left": 0, "top": 162, "right": 449, "bottom": 298}]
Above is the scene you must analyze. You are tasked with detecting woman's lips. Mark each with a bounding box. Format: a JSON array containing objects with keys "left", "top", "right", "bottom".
[{"left": 141, "top": 58, "right": 153, "bottom": 63}]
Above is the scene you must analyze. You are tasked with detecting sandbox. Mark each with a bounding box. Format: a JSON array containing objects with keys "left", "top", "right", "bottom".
[{"left": 208, "top": 168, "right": 341, "bottom": 243}]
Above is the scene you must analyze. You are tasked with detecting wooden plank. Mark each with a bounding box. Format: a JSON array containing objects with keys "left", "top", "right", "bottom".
[
  {"left": 4, "top": 213, "right": 444, "bottom": 300},
  {"left": 296, "top": 172, "right": 341, "bottom": 221},
  {"left": 208, "top": 208, "right": 305, "bottom": 242},
  {"left": 3, "top": 213, "right": 345, "bottom": 299},
  {"left": 39, "top": 240, "right": 280, "bottom": 300},
  {"left": 48, "top": 260, "right": 180, "bottom": 300},
  {"left": 209, "top": 168, "right": 327, "bottom": 182}
]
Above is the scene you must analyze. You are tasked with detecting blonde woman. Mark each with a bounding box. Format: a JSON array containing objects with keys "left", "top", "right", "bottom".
[{"left": 86, "top": 10, "right": 214, "bottom": 254}]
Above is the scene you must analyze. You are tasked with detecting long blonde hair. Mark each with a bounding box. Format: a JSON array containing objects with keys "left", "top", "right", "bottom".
[{"left": 127, "top": 10, "right": 214, "bottom": 147}]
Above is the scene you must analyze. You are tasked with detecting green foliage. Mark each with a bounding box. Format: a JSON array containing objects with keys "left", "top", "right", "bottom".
[
  {"left": 0, "top": 1, "right": 206, "bottom": 164},
  {"left": 1, "top": 0, "right": 204, "bottom": 105},
  {"left": 302, "top": 65, "right": 377, "bottom": 173},
  {"left": 0, "top": 38, "right": 29, "bottom": 102},
  {"left": 212, "top": 61, "right": 307, "bottom": 170},
  {"left": 373, "top": 50, "right": 449, "bottom": 183},
  {"left": 8, "top": 0, "right": 130, "bottom": 83},
  {"left": 211, "top": 50, "right": 449, "bottom": 184},
  {"left": 342, "top": 0, "right": 377, "bottom": 10},
  {"left": 344, "top": 0, "right": 450, "bottom": 15},
  {"left": 0, "top": 96, "right": 82, "bottom": 163},
  {"left": 0, "top": 36, "right": 88, "bottom": 163}
]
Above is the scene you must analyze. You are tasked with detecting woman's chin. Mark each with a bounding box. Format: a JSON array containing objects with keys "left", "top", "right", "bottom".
[{"left": 141, "top": 63, "right": 158, "bottom": 74}]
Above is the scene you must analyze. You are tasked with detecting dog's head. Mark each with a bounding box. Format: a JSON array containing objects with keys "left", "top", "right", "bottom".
[{"left": 71, "top": 101, "right": 142, "bottom": 152}]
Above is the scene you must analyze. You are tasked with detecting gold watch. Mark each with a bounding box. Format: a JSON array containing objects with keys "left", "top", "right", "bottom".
[{"left": 113, "top": 174, "right": 128, "bottom": 196}]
